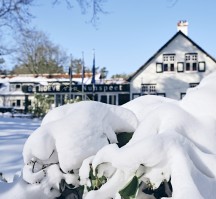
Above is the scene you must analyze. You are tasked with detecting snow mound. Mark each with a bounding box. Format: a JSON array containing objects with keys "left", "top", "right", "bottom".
[
  {"left": 14, "top": 101, "right": 136, "bottom": 198},
  {"left": 80, "top": 72, "right": 216, "bottom": 199}
]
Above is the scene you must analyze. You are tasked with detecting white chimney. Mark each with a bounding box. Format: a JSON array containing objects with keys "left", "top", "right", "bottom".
[{"left": 177, "top": 20, "right": 188, "bottom": 36}]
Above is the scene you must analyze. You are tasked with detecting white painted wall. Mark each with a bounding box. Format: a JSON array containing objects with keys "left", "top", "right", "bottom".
[{"left": 130, "top": 33, "right": 216, "bottom": 100}]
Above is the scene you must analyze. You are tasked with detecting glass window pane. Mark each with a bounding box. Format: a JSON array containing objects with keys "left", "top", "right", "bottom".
[
  {"left": 199, "top": 62, "right": 205, "bottom": 72},
  {"left": 177, "top": 63, "right": 184, "bottom": 72},
  {"left": 186, "top": 63, "right": 190, "bottom": 71},
  {"left": 164, "top": 64, "right": 168, "bottom": 71},
  {"left": 170, "top": 64, "right": 175, "bottom": 71},
  {"left": 156, "top": 63, "right": 163, "bottom": 72}
]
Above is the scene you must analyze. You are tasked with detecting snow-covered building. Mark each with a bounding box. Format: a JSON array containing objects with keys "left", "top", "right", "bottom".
[
  {"left": 0, "top": 73, "right": 130, "bottom": 112},
  {"left": 128, "top": 21, "right": 216, "bottom": 100}
]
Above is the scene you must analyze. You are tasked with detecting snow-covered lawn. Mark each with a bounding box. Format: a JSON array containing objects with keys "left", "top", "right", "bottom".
[
  {"left": 1, "top": 72, "right": 216, "bottom": 199},
  {"left": 0, "top": 117, "right": 40, "bottom": 182}
]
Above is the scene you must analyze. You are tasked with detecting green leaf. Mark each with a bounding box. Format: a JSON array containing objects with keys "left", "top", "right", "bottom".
[
  {"left": 117, "top": 132, "right": 133, "bottom": 148},
  {"left": 119, "top": 176, "right": 139, "bottom": 199}
]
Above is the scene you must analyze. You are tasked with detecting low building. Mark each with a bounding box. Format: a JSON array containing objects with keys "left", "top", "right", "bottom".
[{"left": 0, "top": 73, "right": 130, "bottom": 113}]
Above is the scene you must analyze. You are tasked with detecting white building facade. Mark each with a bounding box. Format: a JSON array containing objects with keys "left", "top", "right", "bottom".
[{"left": 129, "top": 22, "right": 216, "bottom": 100}]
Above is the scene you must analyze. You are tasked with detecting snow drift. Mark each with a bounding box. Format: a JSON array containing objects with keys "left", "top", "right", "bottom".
[{"left": 1, "top": 72, "right": 216, "bottom": 199}]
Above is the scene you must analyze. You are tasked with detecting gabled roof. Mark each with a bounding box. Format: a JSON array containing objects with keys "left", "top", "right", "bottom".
[{"left": 128, "top": 31, "right": 216, "bottom": 81}]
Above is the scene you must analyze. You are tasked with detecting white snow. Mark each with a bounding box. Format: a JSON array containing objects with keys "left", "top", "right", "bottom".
[
  {"left": 1, "top": 72, "right": 216, "bottom": 198},
  {"left": 0, "top": 117, "right": 40, "bottom": 182}
]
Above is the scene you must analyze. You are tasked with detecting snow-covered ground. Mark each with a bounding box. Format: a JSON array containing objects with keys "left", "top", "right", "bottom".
[
  {"left": 0, "top": 117, "right": 40, "bottom": 182},
  {"left": 1, "top": 72, "right": 216, "bottom": 199}
]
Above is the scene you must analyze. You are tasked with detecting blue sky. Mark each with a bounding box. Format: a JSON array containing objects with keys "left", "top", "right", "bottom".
[{"left": 10, "top": 0, "right": 216, "bottom": 76}]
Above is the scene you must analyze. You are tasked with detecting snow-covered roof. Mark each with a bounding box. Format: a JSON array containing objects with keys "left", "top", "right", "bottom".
[{"left": 0, "top": 73, "right": 101, "bottom": 85}]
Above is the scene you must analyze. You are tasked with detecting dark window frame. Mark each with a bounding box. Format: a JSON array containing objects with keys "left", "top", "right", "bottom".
[
  {"left": 156, "top": 63, "right": 163, "bottom": 73},
  {"left": 177, "top": 62, "right": 184, "bottom": 72},
  {"left": 180, "top": 93, "right": 186, "bottom": 99},
  {"left": 157, "top": 93, "right": 166, "bottom": 97},
  {"left": 189, "top": 82, "right": 199, "bottom": 88},
  {"left": 198, "top": 61, "right": 206, "bottom": 72}
]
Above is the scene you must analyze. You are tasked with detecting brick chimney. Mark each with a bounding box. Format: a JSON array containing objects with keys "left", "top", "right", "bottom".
[{"left": 177, "top": 20, "right": 188, "bottom": 36}]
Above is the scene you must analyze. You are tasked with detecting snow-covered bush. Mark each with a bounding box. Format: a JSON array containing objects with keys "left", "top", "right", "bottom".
[
  {"left": 3, "top": 101, "right": 137, "bottom": 198},
  {"left": 1, "top": 72, "right": 216, "bottom": 199}
]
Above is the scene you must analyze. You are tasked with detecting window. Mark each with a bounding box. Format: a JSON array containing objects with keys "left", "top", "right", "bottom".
[
  {"left": 170, "top": 63, "right": 175, "bottom": 71},
  {"left": 149, "top": 85, "right": 156, "bottom": 92},
  {"left": 16, "top": 84, "right": 21, "bottom": 89},
  {"left": 177, "top": 62, "right": 184, "bottom": 72},
  {"left": 17, "top": 100, "right": 21, "bottom": 107},
  {"left": 192, "top": 54, "right": 197, "bottom": 61},
  {"left": 156, "top": 63, "right": 163, "bottom": 73},
  {"left": 185, "top": 55, "right": 190, "bottom": 61},
  {"left": 141, "top": 85, "right": 148, "bottom": 93},
  {"left": 192, "top": 63, "right": 197, "bottom": 71},
  {"left": 170, "top": 55, "right": 175, "bottom": 61},
  {"left": 163, "top": 55, "right": 168, "bottom": 61},
  {"left": 163, "top": 64, "right": 168, "bottom": 71},
  {"left": 162, "top": 54, "right": 175, "bottom": 72},
  {"left": 186, "top": 63, "right": 190, "bottom": 71},
  {"left": 185, "top": 53, "right": 198, "bottom": 71},
  {"left": 198, "top": 62, "right": 206, "bottom": 72},
  {"left": 141, "top": 84, "right": 156, "bottom": 94}
]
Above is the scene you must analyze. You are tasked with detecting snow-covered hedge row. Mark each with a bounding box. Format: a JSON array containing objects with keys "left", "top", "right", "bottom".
[{"left": 1, "top": 72, "right": 216, "bottom": 199}]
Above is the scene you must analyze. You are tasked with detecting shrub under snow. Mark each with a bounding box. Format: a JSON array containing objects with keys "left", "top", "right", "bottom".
[{"left": 1, "top": 72, "right": 216, "bottom": 199}]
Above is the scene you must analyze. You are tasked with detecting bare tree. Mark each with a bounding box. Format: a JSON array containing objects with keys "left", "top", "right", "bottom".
[
  {"left": 75, "top": 0, "right": 107, "bottom": 24},
  {"left": 53, "top": 0, "right": 107, "bottom": 24},
  {"left": 13, "top": 29, "right": 68, "bottom": 75},
  {"left": 0, "top": 0, "right": 33, "bottom": 29},
  {"left": 0, "top": 0, "right": 34, "bottom": 55},
  {"left": 0, "top": 0, "right": 107, "bottom": 54}
]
